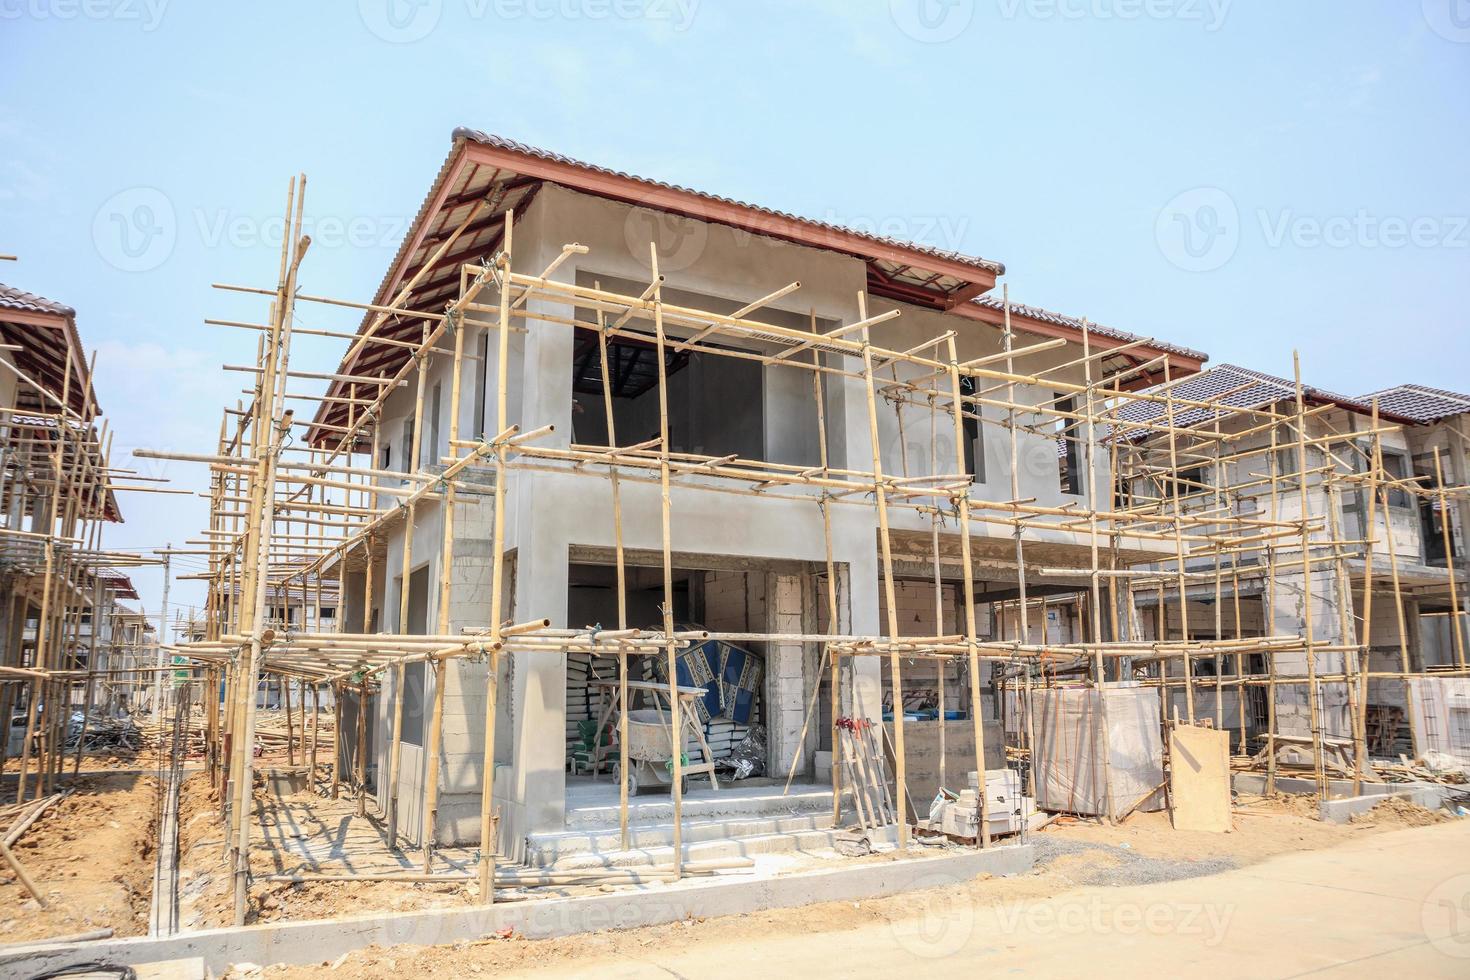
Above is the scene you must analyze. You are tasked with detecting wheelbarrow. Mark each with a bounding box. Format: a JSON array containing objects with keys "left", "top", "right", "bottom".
[
  {"left": 612, "top": 708, "right": 719, "bottom": 796},
  {"left": 589, "top": 679, "right": 721, "bottom": 795}
]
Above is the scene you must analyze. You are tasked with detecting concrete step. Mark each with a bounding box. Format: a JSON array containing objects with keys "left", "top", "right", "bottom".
[
  {"left": 526, "top": 820, "right": 849, "bottom": 871},
  {"left": 528, "top": 810, "right": 838, "bottom": 867},
  {"left": 562, "top": 785, "right": 835, "bottom": 831}
]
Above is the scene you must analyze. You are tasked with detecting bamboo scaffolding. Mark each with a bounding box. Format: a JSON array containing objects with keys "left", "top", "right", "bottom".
[{"left": 147, "top": 178, "right": 1470, "bottom": 929}]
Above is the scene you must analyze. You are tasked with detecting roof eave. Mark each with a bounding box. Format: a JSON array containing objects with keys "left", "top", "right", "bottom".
[
  {"left": 951, "top": 300, "right": 1206, "bottom": 379},
  {"left": 458, "top": 137, "right": 1003, "bottom": 286}
]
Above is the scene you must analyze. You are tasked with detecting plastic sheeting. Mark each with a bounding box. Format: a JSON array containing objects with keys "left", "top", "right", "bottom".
[
  {"left": 723, "top": 724, "right": 767, "bottom": 779},
  {"left": 1031, "top": 685, "right": 1165, "bottom": 819},
  {"left": 1407, "top": 676, "right": 1470, "bottom": 766}
]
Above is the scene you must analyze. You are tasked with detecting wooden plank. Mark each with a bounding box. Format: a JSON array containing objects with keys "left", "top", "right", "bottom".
[{"left": 1169, "top": 724, "right": 1232, "bottom": 833}]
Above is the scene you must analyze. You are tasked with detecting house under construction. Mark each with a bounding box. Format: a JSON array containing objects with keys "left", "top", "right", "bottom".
[
  {"left": 71, "top": 131, "right": 1465, "bottom": 933},
  {"left": 0, "top": 282, "right": 177, "bottom": 791}
]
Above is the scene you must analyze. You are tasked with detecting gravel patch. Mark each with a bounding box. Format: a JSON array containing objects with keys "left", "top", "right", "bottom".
[{"left": 1031, "top": 835, "right": 1237, "bottom": 887}]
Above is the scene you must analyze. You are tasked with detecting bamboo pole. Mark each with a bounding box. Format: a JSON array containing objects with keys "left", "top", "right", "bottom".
[
  {"left": 235, "top": 175, "right": 307, "bottom": 925},
  {"left": 330, "top": 682, "right": 342, "bottom": 800},
  {"left": 593, "top": 281, "right": 633, "bottom": 850},
  {"left": 999, "top": 289, "right": 1037, "bottom": 798},
  {"left": 355, "top": 677, "right": 368, "bottom": 817},
  {"left": 945, "top": 333, "right": 990, "bottom": 845},
  {"left": 1434, "top": 449, "right": 1466, "bottom": 669},
  {"left": 805, "top": 311, "right": 844, "bottom": 825},
  {"left": 1160, "top": 362, "right": 1195, "bottom": 725},
  {"left": 1293, "top": 352, "right": 1327, "bottom": 801},
  {"left": 16, "top": 357, "right": 71, "bottom": 803},
  {"left": 649, "top": 243, "right": 684, "bottom": 876},
  {"left": 1354, "top": 399, "right": 1381, "bottom": 781},
  {"left": 478, "top": 211, "right": 515, "bottom": 901},
  {"left": 856, "top": 291, "right": 908, "bottom": 846}
]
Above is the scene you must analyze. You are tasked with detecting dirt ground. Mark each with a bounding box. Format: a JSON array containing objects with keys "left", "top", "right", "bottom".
[
  {"left": 1348, "top": 794, "right": 1453, "bottom": 827},
  {"left": 0, "top": 773, "right": 160, "bottom": 943},
  {"left": 175, "top": 770, "right": 472, "bottom": 931},
  {"left": 258, "top": 792, "right": 1457, "bottom": 979}
]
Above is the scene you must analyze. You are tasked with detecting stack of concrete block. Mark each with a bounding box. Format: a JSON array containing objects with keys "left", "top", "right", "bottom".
[{"left": 938, "top": 768, "right": 1028, "bottom": 837}]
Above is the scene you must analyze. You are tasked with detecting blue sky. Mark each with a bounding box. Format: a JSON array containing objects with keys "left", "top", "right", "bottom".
[{"left": 2, "top": 0, "right": 1467, "bottom": 628}]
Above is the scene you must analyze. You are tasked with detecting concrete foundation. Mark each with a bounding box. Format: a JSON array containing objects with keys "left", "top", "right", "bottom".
[
  {"left": 1230, "top": 771, "right": 1459, "bottom": 822},
  {"left": 0, "top": 845, "right": 1035, "bottom": 975}
]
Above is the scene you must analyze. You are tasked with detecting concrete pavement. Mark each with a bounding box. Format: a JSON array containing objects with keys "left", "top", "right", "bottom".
[{"left": 496, "top": 820, "right": 1470, "bottom": 978}]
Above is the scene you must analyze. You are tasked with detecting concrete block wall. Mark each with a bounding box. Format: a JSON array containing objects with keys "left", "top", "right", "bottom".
[
  {"left": 1150, "top": 594, "right": 1266, "bottom": 640},
  {"left": 994, "top": 600, "right": 1077, "bottom": 646},
  {"left": 371, "top": 487, "right": 513, "bottom": 849},
  {"left": 702, "top": 569, "right": 762, "bottom": 633},
  {"left": 877, "top": 580, "right": 963, "bottom": 712},
  {"left": 1269, "top": 567, "right": 1354, "bottom": 739},
  {"left": 433, "top": 489, "right": 508, "bottom": 845},
  {"left": 1422, "top": 612, "right": 1469, "bottom": 669}
]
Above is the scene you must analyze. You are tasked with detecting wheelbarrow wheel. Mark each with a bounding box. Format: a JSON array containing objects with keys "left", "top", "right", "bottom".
[{"left": 614, "top": 761, "right": 639, "bottom": 797}]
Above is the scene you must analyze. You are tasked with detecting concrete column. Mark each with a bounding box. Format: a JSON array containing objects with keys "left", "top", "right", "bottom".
[
  {"left": 766, "top": 572, "right": 806, "bottom": 776},
  {"left": 843, "top": 530, "right": 883, "bottom": 724}
]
